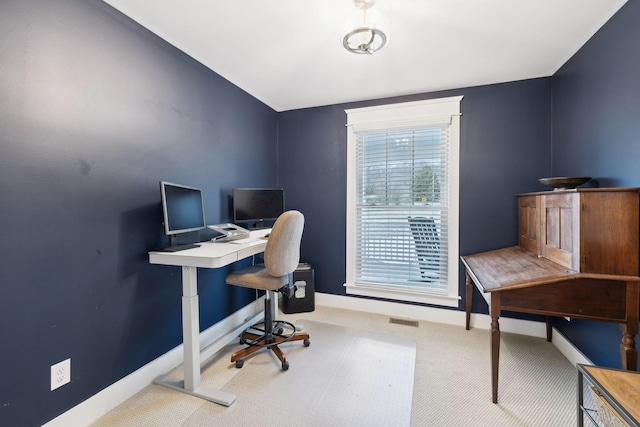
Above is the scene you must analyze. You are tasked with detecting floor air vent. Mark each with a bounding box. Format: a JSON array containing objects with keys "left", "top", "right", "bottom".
[{"left": 389, "top": 317, "right": 419, "bottom": 327}]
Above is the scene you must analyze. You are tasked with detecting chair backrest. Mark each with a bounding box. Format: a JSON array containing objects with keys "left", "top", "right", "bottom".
[
  {"left": 264, "top": 210, "right": 305, "bottom": 278},
  {"left": 408, "top": 217, "right": 440, "bottom": 248}
]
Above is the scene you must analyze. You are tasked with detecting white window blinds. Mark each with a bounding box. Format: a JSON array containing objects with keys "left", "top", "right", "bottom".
[{"left": 355, "top": 126, "right": 449, "bottom": 291}]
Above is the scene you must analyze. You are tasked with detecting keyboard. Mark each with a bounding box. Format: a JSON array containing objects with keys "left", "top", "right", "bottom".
[{"left": 155, "top": 243, "right": 200, "bottom": 252}]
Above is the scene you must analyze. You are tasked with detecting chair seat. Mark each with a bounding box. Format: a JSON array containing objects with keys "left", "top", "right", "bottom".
[{"left": 226, "top": 265, "right": 288, "bottom": 291}]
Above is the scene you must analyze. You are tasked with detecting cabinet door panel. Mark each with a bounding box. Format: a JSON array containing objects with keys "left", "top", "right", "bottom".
[
  {"left": 518, "top": 195, "right": 540, "bottom": 254},
  {"left": 541, "top": 193, "right": 580, "bottom": 270}
]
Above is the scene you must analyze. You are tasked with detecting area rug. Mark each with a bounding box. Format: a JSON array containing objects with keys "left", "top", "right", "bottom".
[{"left": 183, "top": 319, "right": 416, "bottom": 427}]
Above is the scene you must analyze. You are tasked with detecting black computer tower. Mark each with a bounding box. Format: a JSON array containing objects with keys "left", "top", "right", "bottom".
[{"left": 282, "top": 263, "right": 315, "bottom": 314}]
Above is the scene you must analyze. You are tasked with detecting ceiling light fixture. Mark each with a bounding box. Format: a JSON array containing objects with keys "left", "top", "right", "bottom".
[{"left": 343, "top": 0, "right": 388, "bottom": 55}]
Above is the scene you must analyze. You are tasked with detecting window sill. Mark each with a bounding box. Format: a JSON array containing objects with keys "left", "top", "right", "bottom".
[{"left": 344, "top": 282, "right": 460, "bottom": 308}]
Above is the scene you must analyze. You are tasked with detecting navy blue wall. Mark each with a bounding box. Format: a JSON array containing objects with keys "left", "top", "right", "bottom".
[
  {"left": 552, "top": 0, "right": 640, "bottom": 368},
  {"left": 278, "top": 79, "right": 553, "bottom": 314},
  {"left": 0, "top": 0, "right": 277, "bottom": 425}
]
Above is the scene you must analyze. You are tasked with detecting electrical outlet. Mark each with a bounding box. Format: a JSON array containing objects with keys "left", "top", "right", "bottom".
[{"left": 51, "top": 358, "right": 71, "bottom": 391}]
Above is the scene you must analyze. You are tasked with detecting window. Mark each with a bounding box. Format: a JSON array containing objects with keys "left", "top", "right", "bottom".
[{"left": 345, "top": 97, "right": 462, "bottom": 307}]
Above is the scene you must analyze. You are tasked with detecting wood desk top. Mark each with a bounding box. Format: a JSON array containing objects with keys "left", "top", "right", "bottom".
[
  {"left": 461, "top": 246, "right": 640, "bottom": 293},
  {"left": 582, "top": 365, "right": 640, "bottom": 423},
  {"left": 461, "top": 246, "right": 577, "bottom": 292}
]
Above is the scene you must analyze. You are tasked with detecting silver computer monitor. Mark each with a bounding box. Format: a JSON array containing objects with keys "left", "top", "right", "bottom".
[{"left": 160, "top": 181, "right": 206, "bottom": 236}]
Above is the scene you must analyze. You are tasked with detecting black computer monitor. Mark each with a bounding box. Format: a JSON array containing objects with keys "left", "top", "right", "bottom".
[
  {"left": 233, "top": 188, "right": 284, "bottom": 228},
  {"left": 160, "top": 181, "right": 206, "bottom": 238}
]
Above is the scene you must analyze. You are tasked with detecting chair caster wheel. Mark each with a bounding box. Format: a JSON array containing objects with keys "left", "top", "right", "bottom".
[
  {"left": 236, "top": 360, "right": 244, "bottom": 369},
  {"left": 276, "top": 327, "right": 284, "bottom": 335},
  {"left": 282, "top": 361, "right": 289, "bottom": 371},
  {"left": 303, "top": 339, "right": 310, "bottom": 347}
]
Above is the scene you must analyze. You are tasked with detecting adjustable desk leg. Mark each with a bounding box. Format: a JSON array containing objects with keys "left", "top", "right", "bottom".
[
  {"left": 181, "top": 266, "right": 199, "bottom": 391},
  {"left": 153, "top": 266, "right": 237, "bottom": 406}
]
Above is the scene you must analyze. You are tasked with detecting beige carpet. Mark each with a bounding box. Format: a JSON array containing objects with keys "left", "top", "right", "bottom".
[
  {"left": 91, "top": 306, "right": 581, "bottom": 426},
  {"left": 182, "top": 320, "right": 415, "bottom": 426}
]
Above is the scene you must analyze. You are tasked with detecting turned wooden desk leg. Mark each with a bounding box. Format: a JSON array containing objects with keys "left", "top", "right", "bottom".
[
  {"left": 621, "top": 281, "right": 639, "bottom": 371},
  {"left": 465, "top": 272, "right": 472, "bottom": 330},
  {"left": 620, "top": 329, "right": 637, "bottom": 371},
  {"left": 545, "top": 316, "right": 552, "bottom": 342},
  {"left": 490, "top": 292, "right": 501, "bottom": 404}
]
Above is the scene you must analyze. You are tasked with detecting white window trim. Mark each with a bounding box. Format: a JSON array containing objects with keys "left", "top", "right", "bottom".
[{"left": 344, "top": 96, "right": 463, "bottom": 308}]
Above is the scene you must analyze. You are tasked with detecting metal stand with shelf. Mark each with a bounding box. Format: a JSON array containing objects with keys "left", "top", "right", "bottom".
[{"left": 577, "top": 364, "right": 640, "bottom": 427}]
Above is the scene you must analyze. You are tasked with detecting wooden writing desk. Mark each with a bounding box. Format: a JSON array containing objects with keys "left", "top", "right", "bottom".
[
  {"left": 462, "top": 246, "right": 640, "bottom": 404},
  {"left": 462, "top": 188, "right": 640, "bottom": 403}
]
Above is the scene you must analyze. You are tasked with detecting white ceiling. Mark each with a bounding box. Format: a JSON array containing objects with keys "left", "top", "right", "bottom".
[{"left": 102, "top": 0, "right": 627, "bottom": 112}]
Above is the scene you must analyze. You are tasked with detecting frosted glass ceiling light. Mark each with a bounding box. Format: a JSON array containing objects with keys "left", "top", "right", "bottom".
[{"left": 343, "top": 0, "right": 388, "bottom": 55}]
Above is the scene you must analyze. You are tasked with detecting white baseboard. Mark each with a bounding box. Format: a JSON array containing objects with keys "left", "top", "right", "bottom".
[
  {"left": 43, "top": 299, "right": 263, "bottom": 427},
  {"left": 45, "top": 292, "right": 591, "bottom": 426},
  {"left": 551, "top": 326, "right": 593, "bottom": 367},
  {"left": 315, "top": 292, "right": 592, "bottom": 367}
]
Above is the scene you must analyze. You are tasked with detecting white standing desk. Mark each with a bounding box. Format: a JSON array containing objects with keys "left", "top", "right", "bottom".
[{"left": 148, "top": 231, "right": 269, "bottom": 406}]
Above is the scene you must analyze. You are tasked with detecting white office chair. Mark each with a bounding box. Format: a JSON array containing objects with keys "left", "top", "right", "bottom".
[{"left": 225, "top": 210, "right": 310, "bottom": 370}]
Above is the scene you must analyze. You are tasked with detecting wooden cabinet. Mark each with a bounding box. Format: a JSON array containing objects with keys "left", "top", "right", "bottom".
[{"left": 518, "top": 188, "right": 640, "bottom": 276}]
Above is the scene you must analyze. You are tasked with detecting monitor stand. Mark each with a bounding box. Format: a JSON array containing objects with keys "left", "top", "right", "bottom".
[{"left": 250, "top": 220, "right": 269, "bottom": 230}]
